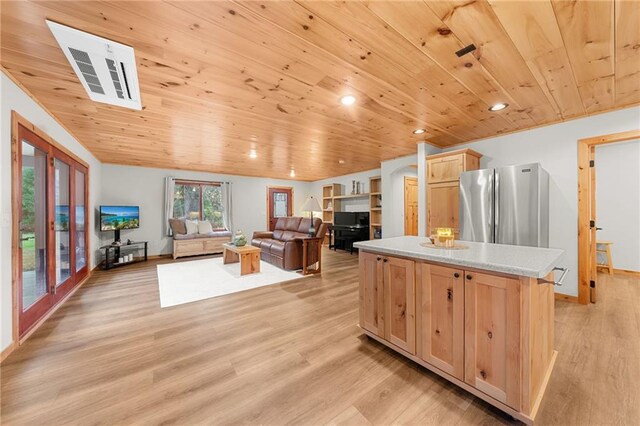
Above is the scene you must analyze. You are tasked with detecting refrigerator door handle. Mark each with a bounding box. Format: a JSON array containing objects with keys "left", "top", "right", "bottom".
[
  {"left": 488, "top": 171, "right": 494, "bottom": 243},
  {"left": 494, "top": 171, "right": 500, "bottom": 243}
]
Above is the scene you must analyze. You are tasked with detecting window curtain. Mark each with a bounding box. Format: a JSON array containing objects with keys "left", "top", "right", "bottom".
[
  {"left": 164, "top": 177, "right": 176, "bottom": 236},
  {"left": 221, "top": 182, "right": 233, "bottom": 232}
]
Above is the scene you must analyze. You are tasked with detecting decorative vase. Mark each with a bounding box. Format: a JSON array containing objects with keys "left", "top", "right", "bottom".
[
  {"left": 351, "top": 180, "right": 356, "bottom": 195},
  {"left": 356, "top": 182, "right": 361, "bottom": 194},
  {"left": 234, "top": 230, "right": 247, "bottom": 246}
]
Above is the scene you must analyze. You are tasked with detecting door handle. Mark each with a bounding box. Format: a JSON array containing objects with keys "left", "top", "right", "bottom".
[{"left": 596, "top": 227, "right": 603, "bottom": 231}]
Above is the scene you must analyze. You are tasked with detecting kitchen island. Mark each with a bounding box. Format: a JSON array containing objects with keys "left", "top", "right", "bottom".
[{"left": 353, "top": 236, "right": 565, "bottom": 425}]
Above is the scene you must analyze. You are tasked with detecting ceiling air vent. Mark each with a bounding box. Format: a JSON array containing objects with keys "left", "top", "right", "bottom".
[{"left": 46, "top": 20, "right": 142, "bottom": 110}]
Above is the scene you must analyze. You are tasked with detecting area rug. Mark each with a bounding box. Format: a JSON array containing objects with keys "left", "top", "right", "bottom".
[{"left": 157, "top": 257, "right": 305, "bottom": 308}]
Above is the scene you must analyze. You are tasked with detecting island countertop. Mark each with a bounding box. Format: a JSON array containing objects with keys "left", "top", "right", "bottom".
[{"left": 354, "top": 236, "right": 564, "bottom": 278}]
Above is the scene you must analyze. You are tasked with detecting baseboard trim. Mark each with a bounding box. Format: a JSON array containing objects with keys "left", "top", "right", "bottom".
[
  {"left": 555, "top": 293, "right": 579, "bottom": 303},
  {"left": 0, "top": 342, "right": 17, "bottom": 363},
  {"left": 613, "top": 268, "right": 640, "bottom": 277}
]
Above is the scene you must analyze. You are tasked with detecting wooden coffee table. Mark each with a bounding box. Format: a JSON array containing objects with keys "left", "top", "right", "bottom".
[{"left": 222, "top": 243, "right": 261, "bottom": 276}]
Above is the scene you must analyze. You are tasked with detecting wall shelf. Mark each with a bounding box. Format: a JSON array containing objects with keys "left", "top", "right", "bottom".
[
  {"left": 369, "top": 176, "right": 382, "bottom": 239},
  {"left": 333, "top": 193, "right": 370, "bottom": 199}
]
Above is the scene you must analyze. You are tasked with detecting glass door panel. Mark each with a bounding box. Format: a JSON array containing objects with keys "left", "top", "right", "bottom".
[
  {"left": 54, "top": 158, "right": 71, "bottom": 286},
  {"left": 75, "top": 169, "right": 86, "bottom": 272},
  {"left": 21, "top": 141, "right": 49, "bottom": 310},
  {"left": 273, "top": 193, "right": 288, "bottom": 217}
]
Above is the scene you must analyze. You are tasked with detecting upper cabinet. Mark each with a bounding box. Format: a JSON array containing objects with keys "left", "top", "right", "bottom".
[
  {"left": 427, "top": 149, "right": 482, "bottom": 236},
  {"left": 427, "top": 149, "right": 481, "bottom": 184}
]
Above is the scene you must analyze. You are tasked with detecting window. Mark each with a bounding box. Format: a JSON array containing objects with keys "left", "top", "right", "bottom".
[{"left": 172, "top": 180, "right": 224, "bottom": 229}]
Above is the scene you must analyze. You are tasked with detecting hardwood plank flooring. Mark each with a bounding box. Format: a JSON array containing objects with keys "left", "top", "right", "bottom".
[{"left": 1, "top": 250, "right": 638, "bottom": 425}]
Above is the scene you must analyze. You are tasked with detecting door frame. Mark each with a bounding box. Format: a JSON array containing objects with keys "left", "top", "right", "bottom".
[
  {"left": 9, "top": 111, "right": 92, "bottom": 353},
  {"left": 266, "top": 186, "right": 294, "bottom": 229},
  {"left": 577, "top": 129, "right": 640, "bottom": 304},
  {"left": 404, "top": 176, "right": 418, "bottom": 236}
]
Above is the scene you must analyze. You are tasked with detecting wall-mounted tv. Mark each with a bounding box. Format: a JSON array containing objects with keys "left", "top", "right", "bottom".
[{"left": 100, "top": 206, "right": 140, "bottom": 231}]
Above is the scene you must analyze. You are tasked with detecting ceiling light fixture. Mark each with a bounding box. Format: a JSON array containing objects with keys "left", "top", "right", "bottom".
[
  {"left": 290, "top": 169, "right": 296, "bottom": 178},
  {"left": 489, "top": 102, "right": 509, "bottom": 112},
  {"left": 249, "top": 149, "right": 257, "bottom": 159},
  {"left": 340, "top": 95, "right": 356, "bottom": 106},
  {"left": 413, "top": 128, "right": 426, "bottom": 135}
]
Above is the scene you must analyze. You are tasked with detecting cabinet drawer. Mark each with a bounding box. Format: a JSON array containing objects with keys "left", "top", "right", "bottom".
[
  {"left": 204, "top": 238, "right": 225, "bottom": 252},
  {"left": 176, "top": 239, "right": 205, "bottom": 253}
]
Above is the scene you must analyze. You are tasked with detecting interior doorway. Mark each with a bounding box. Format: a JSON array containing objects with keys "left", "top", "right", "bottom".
[
  {"left": 404, "top": 176, "right": 418, "bottom": 236},
  {"left": 577, "top": 129, "right": 640, "bottom": 304},
  {"left": 267, "top": 186, "right": 293, "bottom": 231}
]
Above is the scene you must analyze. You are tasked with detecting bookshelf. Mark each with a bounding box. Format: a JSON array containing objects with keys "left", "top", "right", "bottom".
[{"left": 369, "top": 176, "right": 382, "bottom": 239}]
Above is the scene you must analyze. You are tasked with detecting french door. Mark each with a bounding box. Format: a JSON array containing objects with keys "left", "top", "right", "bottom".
[{"left": 17, "top": 123, "right": 89, "bottom": 337}]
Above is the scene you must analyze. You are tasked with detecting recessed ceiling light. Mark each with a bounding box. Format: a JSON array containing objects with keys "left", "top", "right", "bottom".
[
  {"left": 339, "top": 159, "right": 345, "bottom": 164},
  {"left": 290, "top": 169, "right": 296, "bottom": 178},
  {"left": 489, "top": 102, "right": 509, "bottom": 111},
  {"left": 413, "top": 129, "right": 426, "bottom": 135},
  {"left": 340, "top": 95, "right": 356, "bottom": 106},
  {"left": 249, "top": 149, "right": 257, "bottom": 159}
]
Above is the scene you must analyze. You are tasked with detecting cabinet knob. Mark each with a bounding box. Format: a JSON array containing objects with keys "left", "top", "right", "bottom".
[
  {"left": 376, "top": 257, "right": 381, "bottom": 261},
  {"left": 466, "top": 274, "right": 473, "bottom": 280},
  {"left": 383, "top": 258, "right": 388, "bottom": 263},
  {"left": 453, "top": 272, "right": 460, "bottom": 278}
]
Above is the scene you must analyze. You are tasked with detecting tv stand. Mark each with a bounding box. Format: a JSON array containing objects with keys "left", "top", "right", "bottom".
[
  {"left": 112, "top": 229, "right": 121, "bottom": 245},
  {"left": 100, "top": 241, "right": 148, "bottom": 270}
]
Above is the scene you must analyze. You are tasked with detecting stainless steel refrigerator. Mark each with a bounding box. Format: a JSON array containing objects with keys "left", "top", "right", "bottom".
[{"left": 459, "top": 163, "right": 549, "bottom": 247}]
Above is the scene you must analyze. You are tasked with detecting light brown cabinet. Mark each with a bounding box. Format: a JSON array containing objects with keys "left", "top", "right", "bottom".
[
  {"left": 427, "top": 182, "right": 460, "bottom": 236},
  {"left": 416, "top": 263, "right": 464, "bottom": 380},
  {"left": 359, "top": 251, "right": 384, "bottom": 337},
  {"left": 358, "top": 251, "right": 556, "bottom": 424},
  {"left": 383, "top": 256, "right": 415, "bottom": 354},
  {"left": 464, "top": 271, "right": 522, "bottom": 410},
  {"left": 426, "top": 149, "right": 481, "bottom": 236},
  {"left": 359, "top": 252, "right": 415, "bottom": 354}
]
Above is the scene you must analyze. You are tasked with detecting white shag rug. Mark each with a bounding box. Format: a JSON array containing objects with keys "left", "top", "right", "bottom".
[{"left": 157, "top": 257, "right": 305, "bottom": 308}]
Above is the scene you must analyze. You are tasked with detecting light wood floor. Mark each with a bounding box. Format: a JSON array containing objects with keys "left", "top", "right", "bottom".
[{"left": 1, "top": 250, "right": 638, "bottom": 425}]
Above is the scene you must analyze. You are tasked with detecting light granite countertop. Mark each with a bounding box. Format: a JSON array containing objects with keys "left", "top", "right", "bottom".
[{"left": 353, "top": 236, "right": 564, "bottom": 278}]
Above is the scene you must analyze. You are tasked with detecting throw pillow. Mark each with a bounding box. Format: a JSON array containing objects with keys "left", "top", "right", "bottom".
[
  {"left": 169, "top": 218, "right": 187, "bottom": 235},
  {"left": 185, "top": 219, "right": 198, "bottom": 235},
  {"left": 198, "top": 220, "right": 213, "bottom": 234}
]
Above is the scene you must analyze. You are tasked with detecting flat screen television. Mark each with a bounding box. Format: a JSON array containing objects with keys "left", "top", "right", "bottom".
[
  {"left": 334, "top": 211, "right": 369, "bottom": 227},
  {"left": 100, "top": 205, "right": 140, "bottom": 231}
]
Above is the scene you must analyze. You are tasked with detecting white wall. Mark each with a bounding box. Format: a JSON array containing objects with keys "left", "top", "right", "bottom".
[
  {"left": 1, "top": 71, "right": 103, "bottom": 353},
  {"left": 596, "top": 140, "right": 640, "bottom": 272},
  {"left": 100, "top": 164, "right": 312, "bottom": 256},
  {"left": 441, "top": 106, "right": 640, "bottom": 297},
  {"left": 310, "top": 168, "right": 382, "bottom": 213},
  {"left": 381, "top": 155, "right": 418, "bottom": 238}
]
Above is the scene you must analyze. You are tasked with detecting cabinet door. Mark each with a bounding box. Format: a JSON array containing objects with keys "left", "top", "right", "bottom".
[
  {"left": 359, "top": 252, "right": 384, "bottom": 337},
  {"left": 465, "top": 271, "right": 522, "bottom": 410},
  {"left": 428, "top": 154, "right": 463, "bottom": 183},
  {"left": 416, "top": 263, "right": 464, "bottom": 380},
  {"left": 427, "top": 182, "right": 460, "bottom": 236},
  {"left": 383, "top": 256, "right": 416, "bottom": 354}
]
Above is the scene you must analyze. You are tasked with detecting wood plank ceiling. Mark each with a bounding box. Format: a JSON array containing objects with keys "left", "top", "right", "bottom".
[{"left": 2, "top": 1, "right": 639, "bottom": 181}]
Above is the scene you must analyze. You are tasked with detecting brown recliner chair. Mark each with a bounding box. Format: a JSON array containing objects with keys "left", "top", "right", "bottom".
[{"left": 252, "top": 217, "right": 326, "bottom": 270}]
